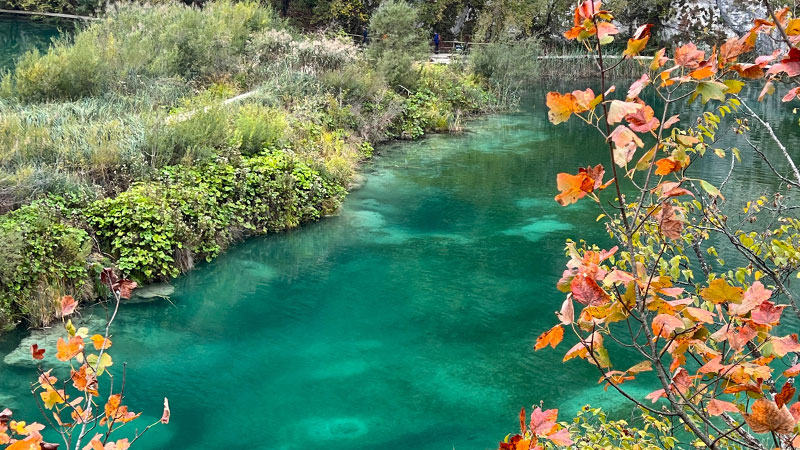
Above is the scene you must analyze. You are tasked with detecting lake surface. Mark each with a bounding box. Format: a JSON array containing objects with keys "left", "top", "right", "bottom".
[
  {"left": 0, "top": 15, "right": 66, "bottom": 68},
  {"left": 1, "top": 80, "right": 800, "bottom": 448}
]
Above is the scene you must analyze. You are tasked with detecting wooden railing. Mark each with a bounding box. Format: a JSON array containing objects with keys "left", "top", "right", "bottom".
[{"left": 0, "top": 8, "right": 98, "bottom": 20}]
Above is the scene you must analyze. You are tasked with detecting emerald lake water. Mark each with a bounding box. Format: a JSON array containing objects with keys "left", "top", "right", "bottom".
[
  {"left": 0, "top": 16, "right": 67, "bottom": 68},
  {"left": 2, "top": 37, "right": 800, "bottom": 447}
]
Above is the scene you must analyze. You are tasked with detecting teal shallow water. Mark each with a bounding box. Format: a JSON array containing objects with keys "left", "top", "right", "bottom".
[
  {"left": 2, "top": 83, "right": 800, "bottom": 449},
  {"left": 0, "top": 16, "right": 66, "bottom": 68}
]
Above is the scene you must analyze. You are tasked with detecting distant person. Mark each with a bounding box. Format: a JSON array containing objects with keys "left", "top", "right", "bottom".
[
  {"left": 362, "top": 28, "right": 368, "bottom": 45},
  {"left": 433, "top": 32, "right": 440, "bottom": 54}
]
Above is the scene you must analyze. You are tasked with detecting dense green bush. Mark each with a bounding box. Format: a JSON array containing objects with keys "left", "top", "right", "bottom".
[
  {"left": 366, "top": 0, "right": 429, "bottom": 89},
  {"left": 87, "top": 151, "right": 344, "bottom": 281},
  {"left": 232, "top": 104, "right": 288, "bottom": 155},
  {"left": 0, "top": 201, "right": 91, "bottom": 328}
]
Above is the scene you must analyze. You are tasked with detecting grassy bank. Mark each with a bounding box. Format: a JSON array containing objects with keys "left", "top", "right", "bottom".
[{"left": 0, "top": 1, "right": 501, "bottom": 329}]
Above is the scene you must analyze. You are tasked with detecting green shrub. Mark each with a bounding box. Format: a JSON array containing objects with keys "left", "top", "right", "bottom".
[
  {"left": 469, "top": 37, "right": 541, "bottom": 104},
  {"left": 87, "top": 151, "right": 344, "bottom": 281},
  {"left": 0, "top": 201, "right": 91, "bottom": 328},
  {"left": 232, "top": 104, "right": 288, "bottom": 155},
  {"left": 366, "top": 0, "right": 429, "bottom": 89}
]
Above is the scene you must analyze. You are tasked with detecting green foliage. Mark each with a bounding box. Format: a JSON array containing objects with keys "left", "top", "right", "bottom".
[
  {"left": 567, "top": 406, "right": 677, "bottom": 450},
  {"left": 232, "top": 104, "right": 289, "bottom": 155},
  {"left": 87, "top": 151, "right": 344, "bottom": 281},
  {"left": 5, "top": 1, "right": 278, "bottom": 101},
  {"left": 366, "top": 0, "right": 429, "bottom": 89},
  {"left": 0, "top": 201, "right": 91, "bottom": 328},
  {"left": 469, "top": 37, "right": 540, "bottom": 104}
]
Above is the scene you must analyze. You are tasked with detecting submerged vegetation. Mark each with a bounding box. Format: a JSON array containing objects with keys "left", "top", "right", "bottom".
[{"left": 0, "top": 0, "right": 501, "bottom": 329}]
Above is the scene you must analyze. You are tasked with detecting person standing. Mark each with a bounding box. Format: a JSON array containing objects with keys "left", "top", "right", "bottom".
[
  {"left": 362, "top": 27, "right": 368, "bottom": 45},
  {"left": 433, "top": 32, "right": 440, "bottom": 54}
]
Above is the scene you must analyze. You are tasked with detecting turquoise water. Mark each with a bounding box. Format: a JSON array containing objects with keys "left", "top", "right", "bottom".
[
  {"left": 1, "top": 85, "right": 800, "bottom": 449},
  {"left": 0, "top": 16, "right": 66, "bottom": 68}
]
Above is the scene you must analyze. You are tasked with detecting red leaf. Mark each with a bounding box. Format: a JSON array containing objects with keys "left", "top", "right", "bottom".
[
  {"left": 30, "top": 344, "right": 45, "bottom": 360},
  {"left": 775, "top": 382, "right": 796, "bottom": 408},
  {"left": 571, "top": 274, "right": 610, "bottom": 306},
  {"left": 750, "top": 301, "right": 785, "bottom": 326},
  {"left": 674, "top": 43, "right": 705, "bottom": 68}
]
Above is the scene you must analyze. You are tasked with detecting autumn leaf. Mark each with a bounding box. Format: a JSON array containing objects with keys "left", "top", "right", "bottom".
[
  {"left": 90, "top": 334, "right": 112, "bottom": 350},
  {"left": 71, "top": 365, "right": 98, "bottom": 395},
  {"left": 60, "top": 295, "right": 77, "bottom": 317},
  {"left": 571, "top": 274, "right": 610, "bottom": 306},
  {"left": 547, "top": 428, "right": 572, "bottom": 446},
  {"left": 684, "top": 307, "right": 715, "bottom": 324},
  {"left": 654, "top": 158, "right": 682, "bottom": 176},
  {"left": 750, "top": 301, "right": 785, "bottom": 326},
  {"left": 556, "top": 298, "right": 574, "bottom": 325},
  {"left": 707, "top": 399, "right": 739, "bottom": 416},
  {"left": 771, "top": 334, "right": 800, "bottom": 357},
  {"left": 767, "top": 47, "right": 800, "bottom": 77},
  {"left": 607, "top": 100, "right": 642, "bottom": 124},
  {"left": 626, "top": 73, "right": 650, "bottom": 100},
  {"left": 744, "top": 398, "right": 795, "bottom": 434},
  {"left": 546, "top": 92, "right": 577, "bottom": 125},
  {"left": 655, "top": 203, "right": 683, "bottom": 240},
  {"left": 626, "top": 361, "right": 653, "bottom": 374},
  {"left": 652, "top": 314, "right": 684, "bottom": 338},
  {"left": 645, "top": 389, "right": 665, "bottom": 403},
  {"left": 40, "top": 388, "right": 66, "bottom": 410},
  {"left": 729, "top": 281, "right": 771, "bottom": 316},
  {"left": 117, "top": 279, "right": 138, "bottom": 299},
  {"left": 529, "top": 407, "right": 558, "bottom": 436},
  {"left": 572, "top": 88, "right": 598, "bottom": 112},
  {"left": 55, "top": 336, "right": 84, "bottom": 362},
  {"left": 554, "top": 172, "right": 593, "bottom": 206},
  {"left": 674, "top": 43, "right": 705, "bottom": 68},
  {"left": 775, "top": 382, "right": 796, "bottom": 408},
  {"left": 535, "top": 324, "right": 564, "bottom": 350},
  {"left": 662, "top": 115, "right": 680, "bottom": 129},
  {"left": 700, "top": 278, "right": 744, "bottom": 304},
  {"left": 30, "top": 344, "right": 45, "bottom": 361},
  {"left": 784, "top": 363, "right": 800, "bottom": 378},
  {"left": 625, "top": 105, "right": 660, "bottom": 133},
  {"left": 622, "top": 24, "right": 652, "bottom": 58}
]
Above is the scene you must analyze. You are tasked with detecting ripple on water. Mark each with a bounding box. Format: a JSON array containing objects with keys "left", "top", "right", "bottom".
[{"left": 294, "top": 416, "right": 370, "bottom": 441}]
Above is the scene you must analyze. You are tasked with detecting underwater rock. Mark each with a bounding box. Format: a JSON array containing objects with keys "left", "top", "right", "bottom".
[
  {"left": 3, "top": 315, "right": 106, "bottom": 367},
  {"left": 129, "top": 283, "right": 175, "bottom": 303}
]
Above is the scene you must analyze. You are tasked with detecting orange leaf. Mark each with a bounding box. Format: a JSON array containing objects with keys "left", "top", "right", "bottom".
[
  {"left": 55, "top": 336, "right": 84, "bottom": 362},
  {"left": 684, "top": 307, "right": 715, "bottom": 324},
  {"left": 652, "top": 314, "right": 683, "bottom": 338},
  {"left": 90, "top": 334, "right": 112, "bottom": 351},
  {"left": 775, "top": 382, "right": 796, "bottom": 408},
  {"left": 771, "top": 334, "right": 800, "bottom": 357},
  {"left": 535, "top": 324, "right": 564, "bottom": 350},
  {"left": 708, "top": 399, "right": 739, "bottom": 416},
  {"left": 626, "top": 74, "right": 650, "bottom": 100},
  {"left": 783, "top": 363, "right": 800, "bottom": 378},
  {"left": 546, "top": 92, "right": 577, "bottom": 125},
  {"left": 554, "top": 172, "right": 593, "bottom": 206},
  {"left": 674, "top": 43, "right": 705, "bottom": 68},
  {"left": 654, "top": 158, "right": 682, "bottom": 176},
  {"left": 744, "top": 398, "right": 795, "bottom": 434},
  {"left": 60, "top": 295, "right": 77, "bottom": 317}
]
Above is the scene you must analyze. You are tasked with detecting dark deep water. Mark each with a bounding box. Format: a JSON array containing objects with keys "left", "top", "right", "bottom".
[{"left": 1, "top": 29, "right": 800, "bottom": 448}]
